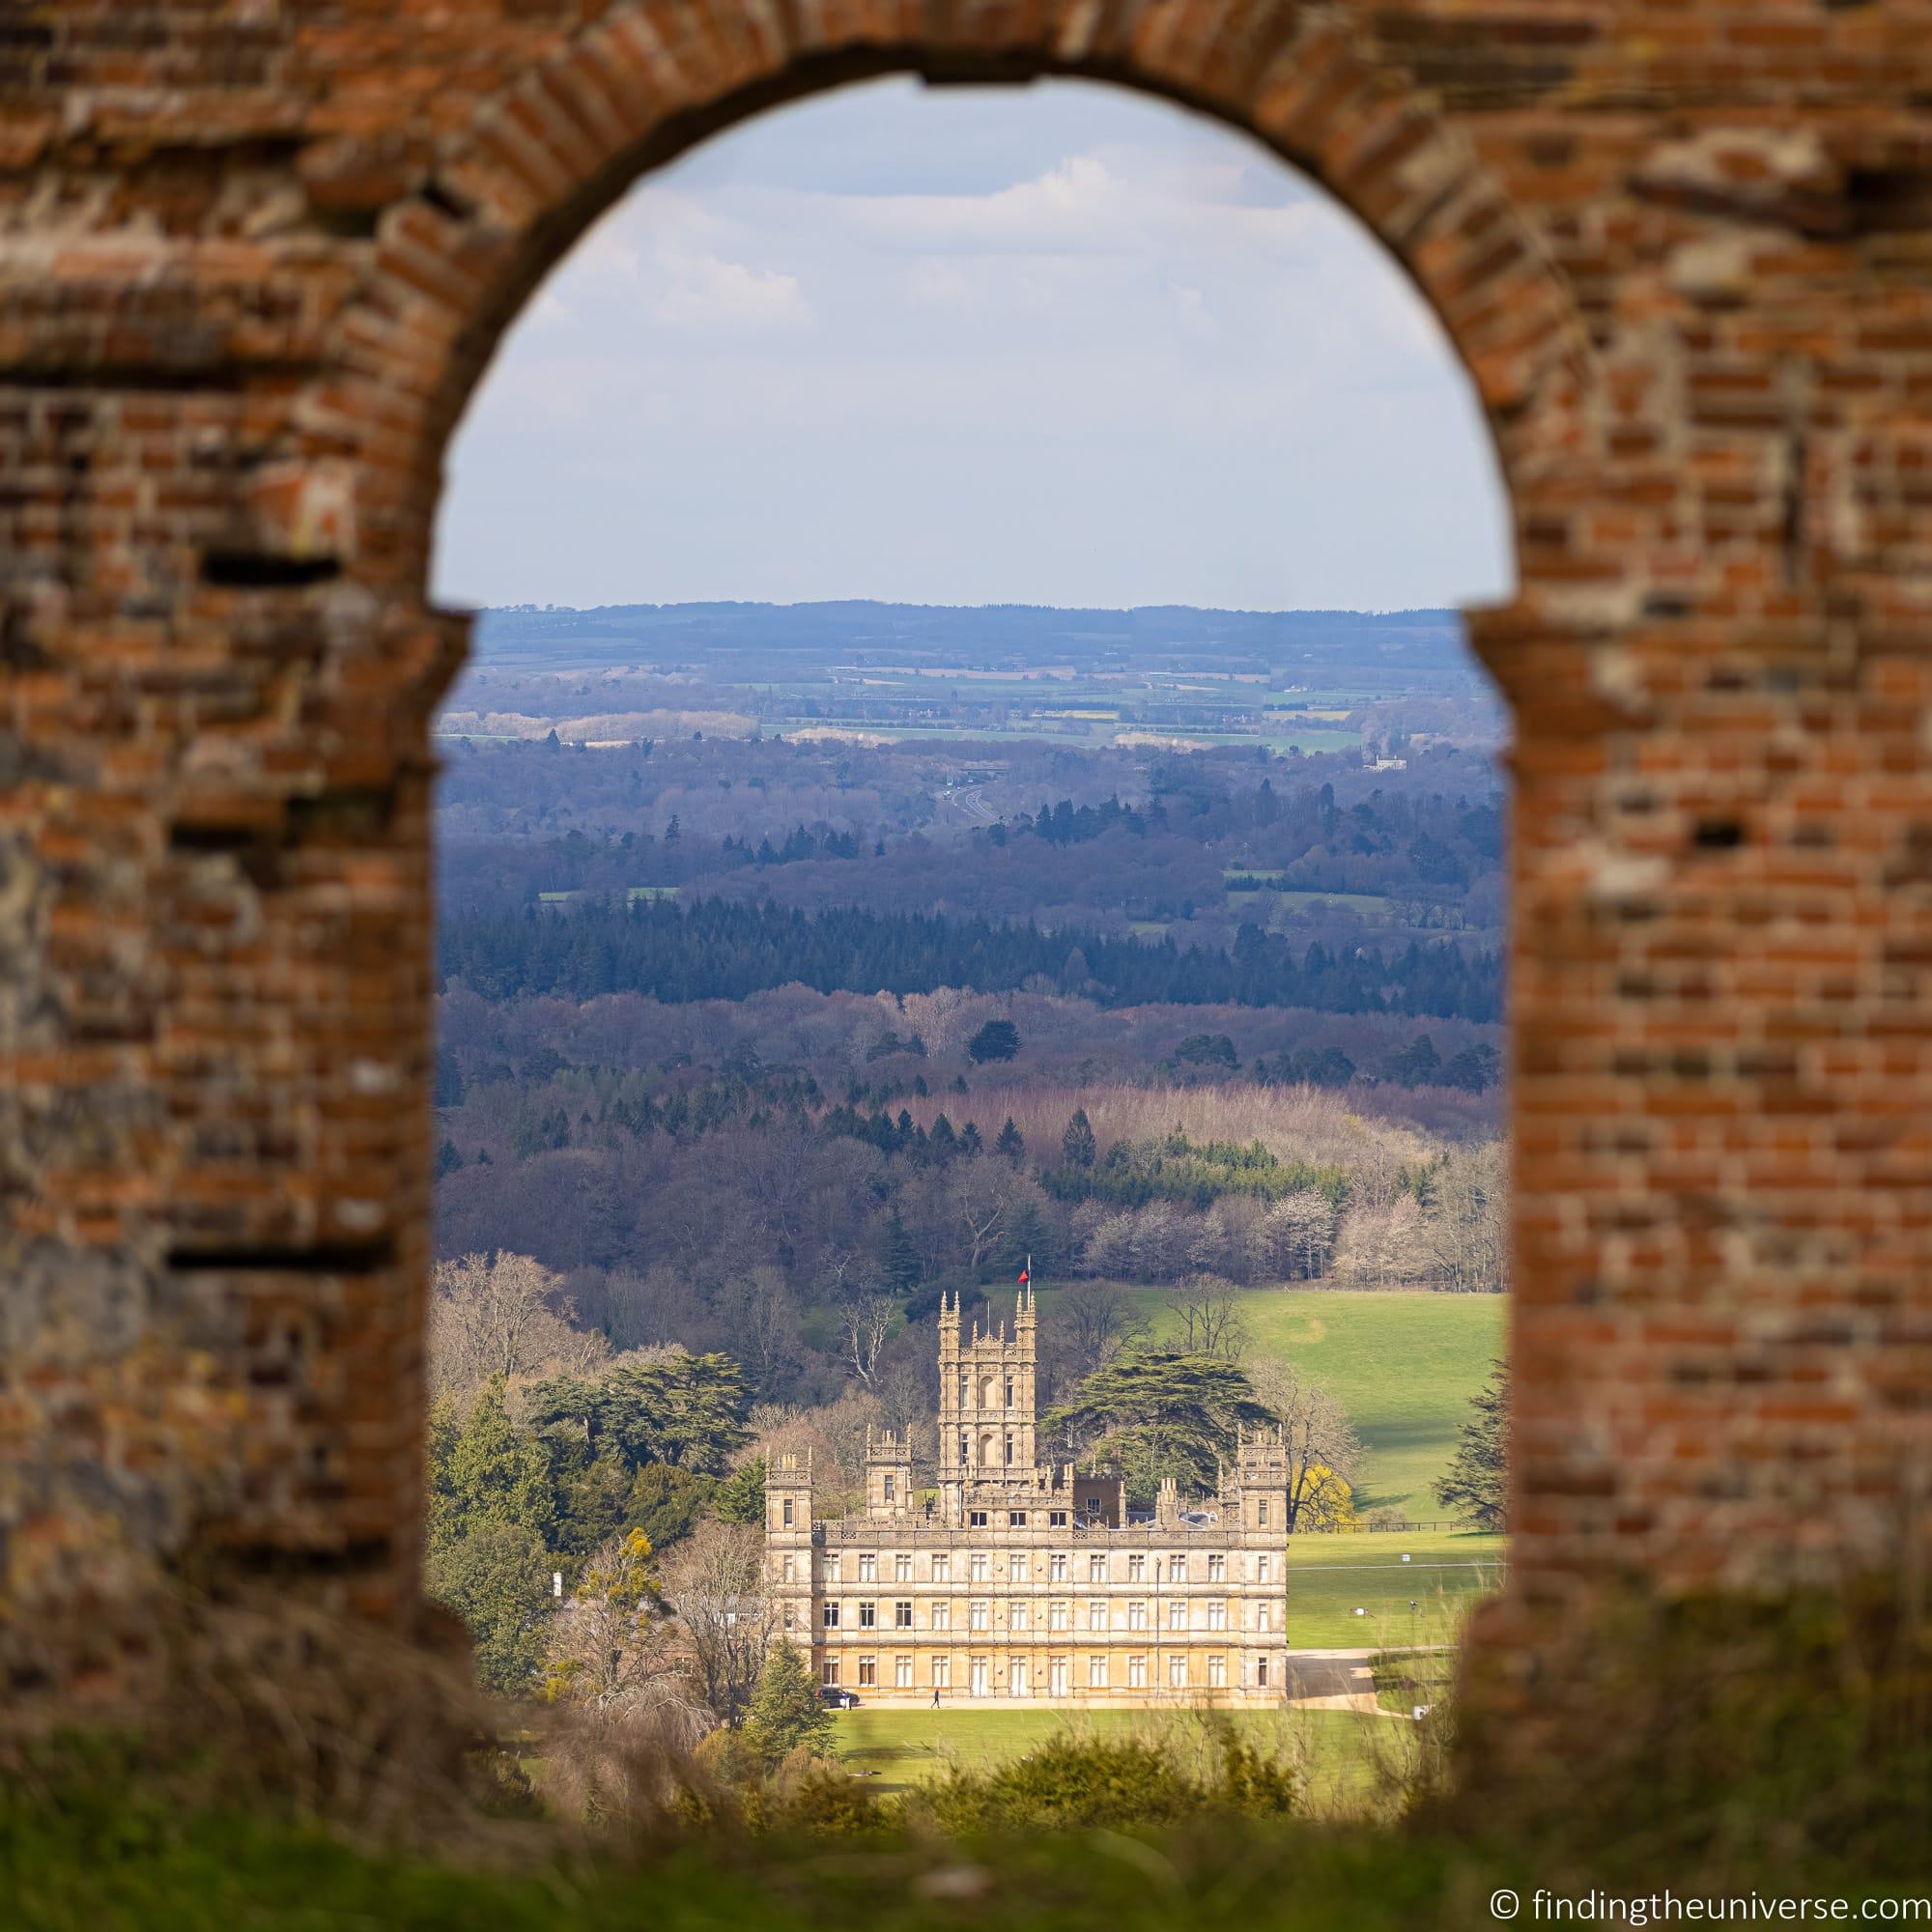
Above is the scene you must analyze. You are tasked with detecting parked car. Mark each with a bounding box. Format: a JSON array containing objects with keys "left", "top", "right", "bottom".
[{"left": 819, "top": 1686, "right": 860, "bottom": 1709}]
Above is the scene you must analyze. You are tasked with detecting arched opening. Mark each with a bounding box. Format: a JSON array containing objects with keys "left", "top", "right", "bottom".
[
  {"left": 11, "top": 0, "right": 1930, "bottom": 1874},
  {"left": 417, "top": 64, "right": 1533, "bottom": 1757}
]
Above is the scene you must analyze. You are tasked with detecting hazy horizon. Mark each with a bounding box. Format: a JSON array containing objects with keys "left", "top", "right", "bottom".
[{"left": 471, "top": 595, "right": 1465, "bottom": 616}]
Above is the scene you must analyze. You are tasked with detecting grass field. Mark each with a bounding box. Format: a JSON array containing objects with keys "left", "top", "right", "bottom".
[
  {"left": 832, "top": 1706, "right": 1402, "bottom": 1817},
  {"left": 1268, "top": 888, "right": 1399, "bottom": 918},
  {"left": 1126, "top": 1287, "right": 1507, "bottom": 1518},
  {"left": 1285, "top": 1528, "right": 1504, "bottom": 1649},
  {"left": 536, "top": 884, "right": 679, "bottom": 902}
]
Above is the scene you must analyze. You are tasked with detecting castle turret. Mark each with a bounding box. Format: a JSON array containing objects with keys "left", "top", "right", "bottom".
[
  {"left": 864, "top": 1424, "right": 914, "bottom": 1519},
  {"left": 766, "top": 1449, "right": 815, "bottom": 1642},
  {"left": 1230, "top": 1426, "right": 1290, "bottom": 1536}
]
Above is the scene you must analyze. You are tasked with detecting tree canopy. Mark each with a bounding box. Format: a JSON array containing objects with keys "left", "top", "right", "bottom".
[
  {"left": 528, "top": 1349, "right": 748, "bottom": 1474},
  {"left": 1043, "top": 1349, "right": 1276, "bottom": 1504}
]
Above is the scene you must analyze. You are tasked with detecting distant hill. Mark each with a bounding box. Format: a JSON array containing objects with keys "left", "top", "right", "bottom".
[{"left": 471, "top": 599, "right": 1473, "bottom": 688}]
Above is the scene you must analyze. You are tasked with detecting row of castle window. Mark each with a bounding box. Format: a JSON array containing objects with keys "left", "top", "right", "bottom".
[
  {"left": 809, "top": 1598, "right": 1267, "bottom": 1633},
  {"left": 781, "top": 1498, "right": 1275, "bottom": 1532},
  {"left": 953, "top": 1376, "right": 1020, "bottom": 1411},
  {"left": 821, "top": 1655, "right": 1272, "bottom": 1693},
  {"left": 785, "top": 1551, "right": 1269, "bottom": 1585}
]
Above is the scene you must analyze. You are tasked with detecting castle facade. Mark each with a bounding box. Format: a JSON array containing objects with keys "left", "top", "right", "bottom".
[{"left": 765, "top": 1288, "right": 1291, "bottom": 1707}]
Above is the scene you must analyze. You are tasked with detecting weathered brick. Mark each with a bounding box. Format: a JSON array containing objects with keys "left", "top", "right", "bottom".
[{"left": 3, "top": 0, "right": 1930, "bottom": 1796}]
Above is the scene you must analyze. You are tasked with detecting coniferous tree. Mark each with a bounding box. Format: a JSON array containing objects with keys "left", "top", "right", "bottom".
[
  {"left": 443, "top": 1377, "right": 558, "bottom": 1547},
  {"left": 1043, "top": 1350, "right": 1275, "bottom": 1505},
  {"left": 1435, "top": 1358, "right": 1509, "bottom": 1530},
  {"left": 879, "top": 1208, "right": 922, "bottom": 1293},
  {"left": 711, "top": 1457, "right": 767, "bottom": 1525},
  {"left": 745, "top": 1640, "right": 834, "bottom": 1770},
  {"left": 1062, "top": 1107, "right": 1097, "bottom": 1170},
  {"left": 967, "top": 1018, "right": 1021, "bottom": 1063},
  {"left": 439, "top": 895, "right": 1501, "bottom": 1023},
  {"left": 1385, "top": 1034, "right": 1444, "bottom": 1088},
  {"left": 996, "top": 1118, "right": 1026, "bottom": 1163},
  {"left": 426, "top": 1520, "right": 553, "bottom": 1694}
]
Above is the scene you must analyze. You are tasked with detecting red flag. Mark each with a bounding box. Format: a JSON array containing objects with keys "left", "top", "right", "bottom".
[{"left": 1017, "top": 1267, "right": 1030, "bottom": 1286}]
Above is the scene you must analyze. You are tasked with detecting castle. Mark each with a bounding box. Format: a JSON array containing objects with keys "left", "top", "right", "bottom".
[{"left": 765, "top": 1288, "right": 1291, "bottom": 1706}]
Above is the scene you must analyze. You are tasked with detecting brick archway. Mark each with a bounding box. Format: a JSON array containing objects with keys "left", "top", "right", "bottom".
[
  {"left": 5, "top": 1, "right": 1930, "bottom": 1780},
  {"left": 332, "top": 5, "right": 1589, "bottom": 609}
]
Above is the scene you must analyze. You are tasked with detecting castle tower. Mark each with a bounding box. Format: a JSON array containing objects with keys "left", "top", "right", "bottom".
[
  {"left": 864, "top": 1425, "right": 914, "bottom": 1519},
  {"left": 1229, "top": 1426, "right": 1290, "bottom": 1537},
  {"left": 937, "top": 1285, "right": 1039, "bottom": 1521},
  {"left": 765, "top": 1449, "right": 815, "bottom": 1644}
]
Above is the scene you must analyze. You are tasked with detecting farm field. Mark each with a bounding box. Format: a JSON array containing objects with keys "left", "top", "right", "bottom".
[
  {"left": 832, "top": 1706, "right": 1403, "bottom": 1817},
  {"left": 535, "top": 884, "right": 680, "bottom": 902},
  {"left": 1285, "top": 1528, "right": 1504, "bottom": 1649},
  {"left": 775, "top": 715, "right": 1363, "bottom": 753},
  {"left": 1267, "top": 889, "right": 1400, "bottom": 918},
  {"left": 1121, "top": 1287, "right": 1507, "bottom": 1518}
]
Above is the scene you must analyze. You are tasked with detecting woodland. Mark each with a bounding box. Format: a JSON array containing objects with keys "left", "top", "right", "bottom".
[{"left": 426, "top": 627, "right": 1512, "bottom": 1700}]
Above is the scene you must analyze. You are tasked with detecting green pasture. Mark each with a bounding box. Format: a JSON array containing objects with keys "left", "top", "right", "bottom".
[
  {"left": 1255, "top": 729, "right": 1363, "bottom": 753},
  {"left": 1285, "top": 1529, "right": 1504, "bottom": 1650},
  {"left": 535, "top": 885, "right": 680, "bottom": 903},
  {"left": 833, "top": 1705, "right": 1399, "bottom": 1817},
  {"left": 1266, "top": 888, "right": 1398, "bottom": 917},
  {"left": 1114, "top": 1287, "right": 1507, "bottom": 1519}
]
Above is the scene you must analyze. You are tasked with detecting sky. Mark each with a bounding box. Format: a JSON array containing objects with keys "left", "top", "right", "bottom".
[{"left": 432, "top": 77, "right": 1513, "bottom": 615}]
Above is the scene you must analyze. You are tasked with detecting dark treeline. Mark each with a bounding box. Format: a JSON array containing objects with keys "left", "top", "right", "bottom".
[{"left": 440, "top": 895, "right": 1502, "bottom": 1022}]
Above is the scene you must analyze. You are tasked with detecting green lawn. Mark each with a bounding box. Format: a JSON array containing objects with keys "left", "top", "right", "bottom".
[
  {"left": 1268, "top": 888, "right": 1400, "bottom": 917},
  {"left": 833, "top": 1705, "right": 1398, "bottom": 1818},
  {"left": 1285, "top": 1528, "right": 1504, "bottom": 1649},
  {"left": 1130, "top": 1288, "right": 1508, "bottom": 1519}
]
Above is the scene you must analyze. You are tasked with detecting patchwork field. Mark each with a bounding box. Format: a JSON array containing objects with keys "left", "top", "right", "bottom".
[{"left": 1127, "top": 1287, "right": 1509, "bottom": 1518}]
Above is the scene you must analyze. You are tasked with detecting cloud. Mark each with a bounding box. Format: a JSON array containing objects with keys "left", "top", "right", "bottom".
[
  {"left": 909, "top": 261, "right": 970, "bottom": 308},
  {"left": 1167, "top": 282, "right": 1218, "bottom": 340},
  {"left": 651, "top": 253, "right": 811, "bottom": 332},
  {"left": 435, "top": 77, "right": 1510, "bottom": 613}
]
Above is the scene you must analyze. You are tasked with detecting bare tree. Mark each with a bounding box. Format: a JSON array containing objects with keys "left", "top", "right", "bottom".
[
  {"left": 1246, "top": 1356, "right": 1363, "bottom": 1532},
  {"left": 1054, "top": 1276, "right": 1147, "bottom": 1376},
  {"left": 816, "top": 1251, "right": 895, "bottom": 1384},
  {"left": 662, "top": 1521, "right": 778, "bottom": 1727},
  {"left": 715, "top": 1264, "right": 804, "bottom": 1399},
  {"left": 1164, "top": 1272, "right": 1248, "bottom": 1360},
  {"left": 839, "top": 1285, "right": 895, "bottom": 1384},
  {"left": 869, "top": 1346, "right": 935, "bottom": 1450},
  {"left": 1262, "top": 1189, "right": 1338, "bottom": 1282},
  {"left": 947, "top": 1158, "right": 1034, "bottom": 1275},
  {"left": 429, "top": 1251, "right": 610, "bottom": 1403},
  {"left": 1331, "top": 1194, "right": 1432, "bottom": 1286},
  {"left": 1423, "top": 1142, "right": 1509, "bottom": 1293}
]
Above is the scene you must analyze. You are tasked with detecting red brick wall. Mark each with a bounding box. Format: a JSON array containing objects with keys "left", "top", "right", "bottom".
[{"left": 3, "top": 0, "right": 1929, "bottom": 1748}]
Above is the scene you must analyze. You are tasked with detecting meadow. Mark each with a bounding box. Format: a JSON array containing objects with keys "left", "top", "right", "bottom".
[
  {"left": 1283, "top": 1528, "right": 1504, "bottom": 1648},
  {"left": 832, "top": 1705, "right": 1405, "bottom": 1817},
  {"left": 1094, "top": 1285, "right": 1507, "bottom": 1519}
]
